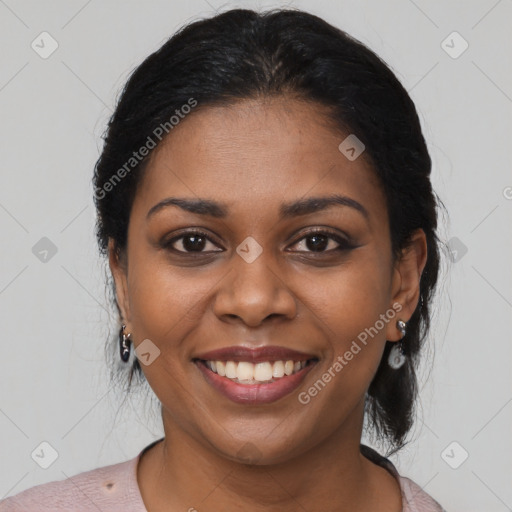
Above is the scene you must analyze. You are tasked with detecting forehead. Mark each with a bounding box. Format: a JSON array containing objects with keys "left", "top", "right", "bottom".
[{"left": 132, "top": 97, "right": 386, "bottom": 225}]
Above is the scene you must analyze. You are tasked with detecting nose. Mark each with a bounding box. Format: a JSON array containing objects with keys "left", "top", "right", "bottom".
[{"left": 213, "top": 251, "right": 297, "bottom": 328}]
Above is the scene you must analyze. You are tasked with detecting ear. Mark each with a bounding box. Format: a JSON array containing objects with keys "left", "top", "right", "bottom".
[
  {"left": 385, "top": 228, "right": 428, "bottom": 342},
  {"left": 108, "top": 238, "right": 131, "bottom": 327}
]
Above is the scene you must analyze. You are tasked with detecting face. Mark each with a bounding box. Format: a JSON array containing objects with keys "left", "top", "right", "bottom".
[{"left": 110, "top": 97, "right": 426, "bottom": 464}]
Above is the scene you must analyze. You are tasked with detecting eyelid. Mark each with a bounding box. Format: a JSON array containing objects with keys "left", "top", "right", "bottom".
[
  {"left": 286, "top": 227, "right": 354, "bottom": 251},
  {"left": 162, "top": 228, "right": 223, "bottom": 253},
  {"left": 163, "top": 226, "right": 354, "bottom": 255}
]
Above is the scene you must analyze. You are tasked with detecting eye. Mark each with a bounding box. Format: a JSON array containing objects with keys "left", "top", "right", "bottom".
[
  {"left": 162, "top": 228, "right": 355, "bottom": 255},
  {"left": 163, "top": 230, "right": 222, "bottom": 254},
  {"left": 288, "top": 229, "right": 354, "bottom": 253}
]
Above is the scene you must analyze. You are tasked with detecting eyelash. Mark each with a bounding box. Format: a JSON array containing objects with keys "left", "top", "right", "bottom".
[{"left": 163, "top": 228, "right": 355, "bottom": 255}]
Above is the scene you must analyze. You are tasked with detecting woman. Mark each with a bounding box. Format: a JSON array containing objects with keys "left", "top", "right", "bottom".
[{"left": 1, "top": 7, "right": 447, "bottom": 511}]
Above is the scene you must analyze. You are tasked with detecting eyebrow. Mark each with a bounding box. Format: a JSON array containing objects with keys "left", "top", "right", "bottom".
[{"left": 146, "top": 194, "right": 370, "bottom": 222}]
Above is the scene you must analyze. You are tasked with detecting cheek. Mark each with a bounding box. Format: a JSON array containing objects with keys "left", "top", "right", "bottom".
[
  {"left": 306, "top": 254, "right": 392, "bottom": 390},
  {"left": 296, "top": 264, "right": 392, "bottom": 428},
  {"left": 126, "top": 250, "right": 218, "bottom": 349},
  {"left": 314, "top": 256, "right": 391, "bottom": 338}
]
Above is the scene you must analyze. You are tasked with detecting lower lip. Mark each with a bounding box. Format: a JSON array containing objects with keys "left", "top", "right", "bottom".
[{"left": 194, "top": 360, "right": 317, "bottom": 405}]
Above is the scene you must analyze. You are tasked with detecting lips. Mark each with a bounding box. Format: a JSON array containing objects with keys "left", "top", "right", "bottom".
[{"left": 192, "top": 345, "right": 319, "bottom": 405}]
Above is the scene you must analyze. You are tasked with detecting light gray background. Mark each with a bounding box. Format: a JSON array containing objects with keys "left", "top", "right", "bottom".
[{"left": 1, "top": 1, "right": 511, "bottom": 510}]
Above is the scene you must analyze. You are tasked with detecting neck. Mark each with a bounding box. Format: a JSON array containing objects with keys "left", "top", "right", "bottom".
[{"left": 138, "top": 400, "right": 399, "bottom": 511}]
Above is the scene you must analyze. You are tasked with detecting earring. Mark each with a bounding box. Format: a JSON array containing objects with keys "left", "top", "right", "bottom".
[
  {"left": 119, "top": 324, "right": 132, "bottom": 363},
  {"left": 388, "top": 319, "right": 407, "bottom": 369}
]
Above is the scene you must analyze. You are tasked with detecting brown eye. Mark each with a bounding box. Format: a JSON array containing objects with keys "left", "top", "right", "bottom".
[
  {"left": 164, "top": 230, "right": 222, "bottom": 253},
  {"left": 289, "top": 229, "right": 354, "bottom": 253}
]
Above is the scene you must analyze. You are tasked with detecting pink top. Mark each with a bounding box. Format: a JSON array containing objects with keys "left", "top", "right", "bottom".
[{"left": 0, "top": 439, "right": 446, "bottom": 511}]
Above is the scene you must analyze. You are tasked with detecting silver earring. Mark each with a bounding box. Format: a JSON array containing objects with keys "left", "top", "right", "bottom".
[
  {"left": 119, "top": 324, "right": 132, "bottom": 363},
  {"left": 388, "top": 319, "right": 407, "bottom": 369}
]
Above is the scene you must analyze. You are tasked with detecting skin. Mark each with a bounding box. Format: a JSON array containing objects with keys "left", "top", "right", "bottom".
[{"left": 109, "top": 96, "right": 427, "bottom": 512}]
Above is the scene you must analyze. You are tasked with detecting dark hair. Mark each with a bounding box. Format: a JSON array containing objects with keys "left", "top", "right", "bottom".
[{"left": 93, "top": 7, "right": 445, "bottom": 453}]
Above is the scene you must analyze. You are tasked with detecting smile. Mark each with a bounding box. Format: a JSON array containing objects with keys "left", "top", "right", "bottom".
[
  {"left": 194, "top": 357, "right": 318, "bottom": 404},
  {"left": 204, "top": 359, "right": 309, "bottom": 383}
]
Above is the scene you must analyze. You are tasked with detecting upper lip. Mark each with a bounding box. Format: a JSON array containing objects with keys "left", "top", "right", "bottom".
[{"left": 193, "top": 346, "right": 318, "bottom": 364}]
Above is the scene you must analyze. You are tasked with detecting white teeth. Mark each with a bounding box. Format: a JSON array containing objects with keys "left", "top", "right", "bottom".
[
  {"left": 216, "top": 361, "right": 226, "bottom": 377},
  {"left": 254, "top": 362, "right": 273, "bottom": 381},
  {"left": 272, "top": 360, "right": 285, "bottom": 378},
  {"left": 225, "top": 361, "right": 237, "bottom": 379},
  {"left": 205, "top": 359, "right": 311, "bottom": 383},
  {"left": 237, "top": 361, "right": 254, "bottom": 381}
]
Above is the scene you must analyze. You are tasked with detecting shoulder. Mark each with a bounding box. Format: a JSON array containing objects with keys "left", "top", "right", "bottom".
[
  {"left": 398, "top": 475, "right": 447, "bottom": 512},
  {"left": 360, "top": 444, "right": 446, "bottom": 512},
  {"left": 0, "top": 455, "right": 144, "bottom": 512}
]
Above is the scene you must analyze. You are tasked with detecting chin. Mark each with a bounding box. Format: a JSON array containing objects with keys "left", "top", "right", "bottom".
[{"left": 207, "top": 433, "right": 307, "bottom": 467}]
